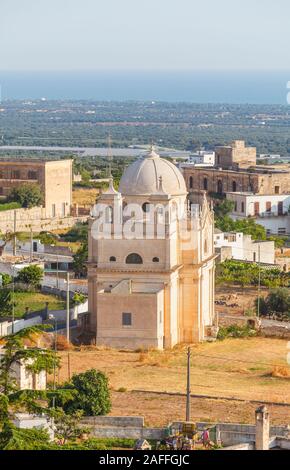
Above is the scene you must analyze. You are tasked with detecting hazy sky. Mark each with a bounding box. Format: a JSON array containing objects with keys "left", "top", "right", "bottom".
[{"left": 1, "top": 0, "right": 290, "bottom": 71}]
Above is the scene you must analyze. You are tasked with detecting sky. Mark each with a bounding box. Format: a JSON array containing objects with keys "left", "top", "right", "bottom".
[{"left": 0, "top": 0, "right": 290, "bottom": 71}]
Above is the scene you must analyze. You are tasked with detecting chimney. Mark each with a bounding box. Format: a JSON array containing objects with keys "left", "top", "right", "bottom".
[{"left": 255, "top": 405, "right": 270, "bottom": 450}]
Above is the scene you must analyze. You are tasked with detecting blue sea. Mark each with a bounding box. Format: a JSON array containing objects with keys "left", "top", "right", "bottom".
[{"left": 0, "top": 70, "right": 290, "bottom": 104}]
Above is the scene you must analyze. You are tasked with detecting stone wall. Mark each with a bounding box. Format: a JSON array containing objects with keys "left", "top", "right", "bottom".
[
  {"left": 0, "top": 206, "right": 87, "bottom": 233},
  {"left": 81, "top": 416, "right": 167, "bottom": 440}
]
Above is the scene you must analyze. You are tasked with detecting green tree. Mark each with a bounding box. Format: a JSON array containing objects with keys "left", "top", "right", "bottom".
[
  {"left": 72, "top": 241, "right": 88, "bottom": 278},
  {"left": 0, "top": 326, "right": 57, "bottom": 396},
  {"left": 17, "top": 265, "right": 43, "bottom": 287},
  {"left": 8, "top": 183, "right": 43, "bottom": 208},
  {"left": 266, "top": 288, "right": 290, "bottom": 315},
  {"left": 214, "top": 200, "right": 235, "bottom": 218},
  {"left": 0, "top": 273, "right": 13, "bottom": 287},
  {"left": 0, "top": 422, "right": 51, "bottom": 450},
  {"left": 0, "top": 289, "right": 14, "bottom": 318},
  {"left": 51, "top": 408, "right": 88, "bottom": 445},
  {"left": 53, "top": 369, "right": 111, "bottom": 416},
  {"left": 38, "top": 231, "right": 58, "bottom": 245}
]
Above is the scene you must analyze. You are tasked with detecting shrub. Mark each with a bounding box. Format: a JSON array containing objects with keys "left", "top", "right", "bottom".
[
  {"left": 217, "top": 325, "right": 257, "bottom": 340},
  {"left": 0, "top": 202, "right": 21, "bottom": 212},
  {"left": 8, "top": 183, "right": 43, "bottom": 209},
  {"left": 54, "top": 369, "right": 111, "bottom": 416},
  {"left": 0, "top": 273, "right": 12, "bottom": 287},
  {"left": 17, "top": 265, "right": 43, "bottom": 287}
]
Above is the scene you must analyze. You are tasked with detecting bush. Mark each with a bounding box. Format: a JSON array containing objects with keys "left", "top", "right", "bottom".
[
  {"left": 0, "top": 202, "right": 21, "bottom": 212},
  {"left": 17, "top": 265, "right": 43, "bottom": 287},
  {"left": 8, "top": 183, "right": 43, "bottom": 208},
  {"left": 54, "top": 369, "right": 111, "bottom": 416},
  {"left": 256, "top": 288, "right": 290, "bottom": 317},
  {"left": 217, "top": 325, "right": 257, "bottom": 340},
  {"left": 0, "top": 273, "right": 12, "bottom": 287}
]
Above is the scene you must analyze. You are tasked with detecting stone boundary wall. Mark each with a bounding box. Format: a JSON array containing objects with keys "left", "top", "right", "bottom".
[
  {"left": 261, "top": 326, "right": 290, "bottom": 340},
  {"left": 220, "top": 443, "right": 254, "bottom": 450},
  {"left": 0, "top": 206, "right": 88, "bottom": 233},
  {"left": 90, "top": 426, "right": 167, "bottom": 440},
  {"left": 81, "top": 416, "right": 144, "bottom": 427}
]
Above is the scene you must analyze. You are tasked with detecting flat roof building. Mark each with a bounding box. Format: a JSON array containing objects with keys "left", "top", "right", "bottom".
[{"left": 0, "top": 159, "right": 72, "bottom": 218}]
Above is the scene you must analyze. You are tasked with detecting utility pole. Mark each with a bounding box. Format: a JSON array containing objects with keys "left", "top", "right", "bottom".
[
  {"left": 257, "top": 245, "right": 261, "bottom": 318},
  {"left": 66, "top": 271, "right": 70, "bottom": 343},
  {"left": 30, "top": 227, "right": 33, "bottom": 262},
  {"left": 12, "top": 263, "right": 15, "bottom": 334},
  {"left": 186, "top": 347, "right": 191, "bottom": 422},
  {"left": 13, "top": 210, "right": 17, "bottom": 257}
]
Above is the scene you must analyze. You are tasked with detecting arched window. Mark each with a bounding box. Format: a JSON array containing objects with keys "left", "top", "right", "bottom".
[
  {"left": 204, "top": 239, "right": 208, "bottom": 253},
  {"left": 217, "top": 180, "right": 223, "bottom": 194},
  {"left": 142, "top": 202, "right": 150, "bottom": 213},
  {"left": 109, "top": 256, "right": 116, "bottom": 262},
  {"left": 126, "top": 253, "right": 143, "bottom": 264},
  {"left": 232, "top": 181, "right": 237, "bottom": 192},
  {"left": 189, "top": 176, "right": 193, "bottom": 189},
  {"left": 105, "top": 206, "right": 113, "bottom": 223},
  {"left": 203, "top": 177, "right": 208, "bottom": 190},
  {"left": 152, "top": 257, "right": 159, "bottom": 263}
]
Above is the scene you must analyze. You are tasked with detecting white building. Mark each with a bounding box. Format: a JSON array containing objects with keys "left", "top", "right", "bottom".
[
  {"left": 226, "top": 192, "right": 290, "bottom": 235},
  {"left": 214, "top": 230, "right": 275, "bottom": 264},
  {"left": 180, "top": 150, "right": 215, "bottom": 168},
  {"left": 0, "top": 348, "right": 47, "bottom": 390}
]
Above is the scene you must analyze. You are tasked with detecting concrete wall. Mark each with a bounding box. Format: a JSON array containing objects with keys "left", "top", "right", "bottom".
[{"left": 0, "top": 315, "right": 43, "bottom": 336}]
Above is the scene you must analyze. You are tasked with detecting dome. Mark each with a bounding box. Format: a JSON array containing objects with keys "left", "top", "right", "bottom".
[{"left": 119, "top": 148, "right": 187, "bottom": 196}]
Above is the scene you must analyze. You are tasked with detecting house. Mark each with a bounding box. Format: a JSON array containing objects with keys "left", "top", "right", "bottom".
[
  {"left": 0, "top": 159, "right": 72, "bottom": 218},
  {"left": 214, "top": 230, "right": 275, "bottom": 264},
  {"left": 226, "top": 192, "right": 290, "bottom": 235}
]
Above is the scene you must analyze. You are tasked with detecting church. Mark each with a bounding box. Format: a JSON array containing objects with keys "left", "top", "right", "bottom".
[{"left": 87, "top": 148, "right": 216, "bottom": 349}]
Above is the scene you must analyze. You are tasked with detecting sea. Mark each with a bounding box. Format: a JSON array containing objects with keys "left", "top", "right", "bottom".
[{"left": 0, "top": 70, "right": 290, "bottom": 105}]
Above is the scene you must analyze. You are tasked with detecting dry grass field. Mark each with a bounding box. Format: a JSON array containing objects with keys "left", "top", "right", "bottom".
[
  {"left": 55, "top": 337, "right": 290, "bottom": 426},
  {"left": 72, "top": 188, "right": 99, "bottom": 206}
]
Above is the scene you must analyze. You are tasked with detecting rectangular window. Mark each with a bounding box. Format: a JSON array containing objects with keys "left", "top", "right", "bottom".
[
  {"left": 266, "top": 201, "right": 271, "bottom": 212},
  {"left": 52, "top": 204, "right": 56, "bottom": 217},
  {"left": 254, "top": 202, "right": 260, "bottom": 216},
  {"left": 28, "top": 170, "right": 38, "bottom": 180},
  {"left": 275, "top": 186, "right": 280, "bottom": 194},
  {"left": 62, "top": 202, "right": 66, "bottom": 216},
  {"left": 241, "top": 202, "right": 245, "bottom": 213},
  {"left": 12, "top": 170, "right": 21, "bottom": 179},
  {"left": 122, "top": 312, "right": 132, "bottom": 326}
]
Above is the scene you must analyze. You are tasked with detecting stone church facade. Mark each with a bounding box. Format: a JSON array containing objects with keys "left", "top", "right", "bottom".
[{"left": 87, "top": 148, "right": 216, "bottom": 349}]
